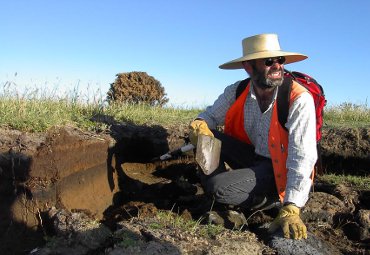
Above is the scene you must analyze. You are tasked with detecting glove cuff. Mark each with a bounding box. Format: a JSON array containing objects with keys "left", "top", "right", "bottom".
[
  {"left": 279, "top": 204, "right": 300, "bottom": 217},
  {"left": 283, "top": 202, "right": 298, "bottom": 207}
]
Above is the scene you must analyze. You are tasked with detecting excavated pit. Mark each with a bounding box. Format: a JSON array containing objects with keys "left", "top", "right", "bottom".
[{"left": 0, "top": 124, "right": 369, "bottom": 254}]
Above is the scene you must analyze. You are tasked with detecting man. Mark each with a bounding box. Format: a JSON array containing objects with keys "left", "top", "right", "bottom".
[{"left": 189, "top": 34, "right": 317, "bottom": 240}]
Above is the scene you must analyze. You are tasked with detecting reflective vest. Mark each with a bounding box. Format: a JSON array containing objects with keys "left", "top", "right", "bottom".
[{"left": 224, "top": 80, "right": 308, "bottom": 202}]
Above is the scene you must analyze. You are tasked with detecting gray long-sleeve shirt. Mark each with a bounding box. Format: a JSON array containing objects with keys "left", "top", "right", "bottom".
[{"left": 198, "top": 80, "right": 317, "bottom": 207}]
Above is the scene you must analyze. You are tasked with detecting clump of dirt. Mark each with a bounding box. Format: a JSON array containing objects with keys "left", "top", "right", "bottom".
[{"left": 0, "top": 124, "right": 369, "bottom": 254}]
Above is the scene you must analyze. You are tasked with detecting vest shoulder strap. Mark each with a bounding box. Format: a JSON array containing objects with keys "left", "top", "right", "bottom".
[
  {"left": 277, "top": 77, "right": 292, "bottom": 131},
  {"left": 235, "top": 78, "right": 250, "bottom": 99}
]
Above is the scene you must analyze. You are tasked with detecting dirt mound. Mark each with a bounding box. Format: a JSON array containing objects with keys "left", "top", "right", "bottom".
[{"left": 0, "top": 124, "right": 369, "bottom": 254}]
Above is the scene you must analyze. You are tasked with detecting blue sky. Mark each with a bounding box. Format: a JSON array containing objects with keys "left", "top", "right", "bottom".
[{"left": 1, "top": 1, "right": 369, "bottom": 107}]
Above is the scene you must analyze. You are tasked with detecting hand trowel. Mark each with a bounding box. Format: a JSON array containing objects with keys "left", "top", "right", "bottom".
[
  {"left": 156, "top": 134, "right": 222, "bottom": 175},
  {"left": 195, "top": 134, "right": 222, "bottom": 175}
]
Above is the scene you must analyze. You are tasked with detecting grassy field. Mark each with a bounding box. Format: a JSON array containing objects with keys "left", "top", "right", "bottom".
[
  {"left": 0, "top": 83, "right": 202, "bottom": 132},
  {"left": 0, "top": 84, "right": 369, "bottom": 132}
]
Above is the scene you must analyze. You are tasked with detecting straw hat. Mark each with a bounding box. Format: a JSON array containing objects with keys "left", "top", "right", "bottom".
[{"left": 219, "top": 34, "right": 308, "bottom": 69}]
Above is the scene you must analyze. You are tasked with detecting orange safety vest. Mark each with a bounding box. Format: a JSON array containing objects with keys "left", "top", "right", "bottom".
[{"left": 224, "top": 80, "right": 308, "bottom": 202}]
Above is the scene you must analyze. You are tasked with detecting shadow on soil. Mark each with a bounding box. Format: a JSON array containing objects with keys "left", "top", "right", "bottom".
[
  {"left": 103, "top": 122, "right": 207, "bottom": 228},
  {"left": 0, "top": 151, "right": 45, "bottom": 254}
]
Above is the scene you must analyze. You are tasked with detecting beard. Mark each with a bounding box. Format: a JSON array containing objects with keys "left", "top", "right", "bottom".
[{"left": 252, "top": 64, "right": 284, "bottom": 89}]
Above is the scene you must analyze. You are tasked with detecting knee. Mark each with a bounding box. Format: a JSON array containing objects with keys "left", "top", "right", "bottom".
[
  {"left": 201, "top": 173, "right": 255, "bottom": 206},
  {"left": 202, "top": 177, "right": 237, "bottom": 205}
]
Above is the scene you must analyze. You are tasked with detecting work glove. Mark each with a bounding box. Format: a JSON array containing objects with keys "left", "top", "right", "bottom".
[
  {"left": 268, "top": 204, "right": 307, "bottom": 240},
  {"left": 189, "top": 119, "right": 214, "bottom": 145}
]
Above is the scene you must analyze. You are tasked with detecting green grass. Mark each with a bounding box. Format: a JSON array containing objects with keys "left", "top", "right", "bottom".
[
  {"left": 0, "top": 82, "right": 369, "bottom": 132},
  {"left": 324, "top": 102, "right": 370, "bottom": 128},
  {"left": 317, "top": 173, "right": 370, "bottom": 190},
  {"left": 0, "top": 83, "right": 202, "bottom": 132},
  {"left": 104, "top": 102, "right": 201, "bottom": 127},
  {"left": 154, "top": 210, "right": 224, "bottom": 238}
]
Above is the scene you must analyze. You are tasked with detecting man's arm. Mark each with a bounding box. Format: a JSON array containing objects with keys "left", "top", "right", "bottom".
[{"left": 284, "top": 91, "right": 317, "bottom": 207}]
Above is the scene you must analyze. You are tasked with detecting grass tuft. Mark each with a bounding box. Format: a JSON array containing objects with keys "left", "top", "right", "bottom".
[{"left": 154, "top": 210, "right": 224, "bottom": 238}]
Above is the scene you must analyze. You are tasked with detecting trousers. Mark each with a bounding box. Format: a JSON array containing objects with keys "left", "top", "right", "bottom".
[{"left": 200, "top": 130, "right": 279, "bottom": 209}]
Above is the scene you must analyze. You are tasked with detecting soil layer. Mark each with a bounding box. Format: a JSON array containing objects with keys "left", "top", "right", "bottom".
[{"left": 0, "top": 124, "right": 369, "bottom": 254}]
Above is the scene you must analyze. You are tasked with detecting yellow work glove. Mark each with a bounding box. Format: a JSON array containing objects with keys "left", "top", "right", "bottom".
[
  {"left": 189, "top": 119, "right": 214, "bottom": 145},
  {"left": 268, "top": 204, "right": 307, "bottom": 240}
]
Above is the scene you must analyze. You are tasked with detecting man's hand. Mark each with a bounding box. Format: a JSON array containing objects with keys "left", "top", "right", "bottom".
[
  {"left": 189, "top": 119, "right": 214, "bottom": 145},
  {"left": 268, "top": 204, "right": 307, "bottom": 240}
]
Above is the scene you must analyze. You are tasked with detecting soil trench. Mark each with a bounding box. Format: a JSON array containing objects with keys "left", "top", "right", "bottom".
[{"left": 0, "top": 124, "right": 369, "bottom": 254}]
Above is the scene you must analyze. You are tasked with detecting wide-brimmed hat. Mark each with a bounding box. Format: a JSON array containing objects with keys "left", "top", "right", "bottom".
[{"left": 219, "top": 34, "right": 308, "bottom": 69}]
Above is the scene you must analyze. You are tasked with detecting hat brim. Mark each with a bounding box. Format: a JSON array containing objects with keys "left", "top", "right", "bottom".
[{"left": 219, "top": 51, "right": 308, "bottom": 70}]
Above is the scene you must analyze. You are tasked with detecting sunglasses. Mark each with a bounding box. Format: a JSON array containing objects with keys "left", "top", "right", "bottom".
[{"left": 264, "top": 56, "right": 286, "bottom": 67}]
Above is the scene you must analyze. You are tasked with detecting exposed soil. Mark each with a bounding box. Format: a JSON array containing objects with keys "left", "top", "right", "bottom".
[{"left": 0, "top": 123, "right": 369, "bottom": 254}]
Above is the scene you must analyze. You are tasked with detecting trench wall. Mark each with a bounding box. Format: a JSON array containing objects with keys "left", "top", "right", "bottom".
[{"left": 0, "top": 128, "right": 119, "bottom": 253}]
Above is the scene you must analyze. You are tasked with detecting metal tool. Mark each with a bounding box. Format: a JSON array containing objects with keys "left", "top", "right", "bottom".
[
  {"left": 157, "top": 134, "right": 222, "bottom": 175},
  {"left": 158, "top": 143, "right": 195, "bottom": 161}
]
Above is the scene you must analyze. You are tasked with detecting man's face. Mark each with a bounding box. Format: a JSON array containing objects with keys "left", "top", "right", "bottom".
[{"left": 251, "top": 56, "right": 285, "bottom": 88}]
